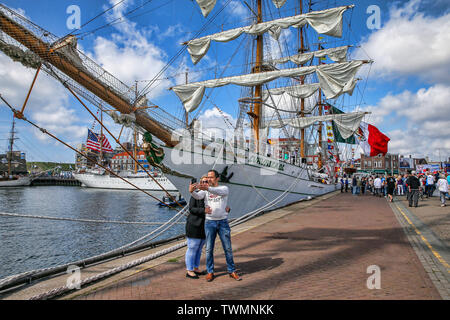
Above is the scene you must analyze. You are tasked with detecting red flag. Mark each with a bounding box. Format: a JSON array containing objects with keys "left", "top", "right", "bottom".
[{"left": 358, "top": 122, "right": 390, "bottom": 157}]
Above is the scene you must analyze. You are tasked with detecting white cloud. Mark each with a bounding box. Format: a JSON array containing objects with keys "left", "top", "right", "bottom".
[
  {"left": 0, "top": 52, "right": 87, "bottom": 143},
  {"left": 226, "top": 1, "right": 248, "bottom": 19},
  {"left": 361, "top": 84, "right": 450, "bottom": 159},
  {"left": 354, "top": 0, "right": 450, "bottom": 161},
  {"left": 87, "top": 0, "right": 173, "bottom": 99},
  {"left": 356, "top": 0, "right": 450, "bottom": 84},
  {"left": 197, "top": 107, "right": 236, "bottom": 139}
]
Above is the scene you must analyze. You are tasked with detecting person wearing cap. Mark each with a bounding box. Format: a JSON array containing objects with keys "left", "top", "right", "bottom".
[{"left": 406, "top": 171, "right": 421, "bottom": 207}]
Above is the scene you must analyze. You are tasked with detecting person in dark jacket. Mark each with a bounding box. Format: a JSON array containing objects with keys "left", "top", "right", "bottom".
[
  {"left": 185, "top": 176, "right": 208, "bottom": 279},
  {"left": 406, "top": 171, "right": 421, "bottom": 207}
]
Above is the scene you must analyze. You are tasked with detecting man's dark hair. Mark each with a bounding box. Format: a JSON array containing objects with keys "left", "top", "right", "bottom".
[{"left": 209, "top": 169, "right": 220, "bottom": 178}]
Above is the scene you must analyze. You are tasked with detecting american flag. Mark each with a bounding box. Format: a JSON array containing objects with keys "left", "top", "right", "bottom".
[{"left": 86, "top": 129, "right": 113, "bottom": 153}]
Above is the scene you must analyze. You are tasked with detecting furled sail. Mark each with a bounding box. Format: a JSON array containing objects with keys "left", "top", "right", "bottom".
[
  {"left": 187, "top": 5, "right": 354, "bottom": 64},
  {"left": 194, "top": 0, "right": 287, "bottom": 18},
  {"left": 172, "top": 60, "right": 366, "bottom": 113},
  {"left": 264, "top": 111, "right": 368, "bottom": 139},
  {"left": 262, "top": 77, "right": 359, "bottom": 102},
  {"left": 271, "top": 45, "right": 349, "bottom": 65},
  {"left": 263, "top": 83, "right": 321, "bottom": 100}
]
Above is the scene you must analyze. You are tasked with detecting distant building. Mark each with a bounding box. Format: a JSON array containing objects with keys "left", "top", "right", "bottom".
[
  {"left": 111, "top": 150, "right": 151, "bottom": 172},
  {"left": 360, "top": 153, "right": 399, "bottom": 174}
]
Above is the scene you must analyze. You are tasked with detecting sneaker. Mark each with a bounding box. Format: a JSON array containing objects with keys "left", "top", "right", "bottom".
[{"left": 441, "top": 204, "right": 445, "bottom": 207}]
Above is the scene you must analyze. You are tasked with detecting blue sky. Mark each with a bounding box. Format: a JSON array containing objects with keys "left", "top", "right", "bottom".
[{"left": 0, "top": 0, "right": 449, "bottom": 163}]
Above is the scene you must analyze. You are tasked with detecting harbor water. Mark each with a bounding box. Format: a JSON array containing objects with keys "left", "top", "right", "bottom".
[{"left": 0, "top": 186, "right": 185, "bottom": 280}]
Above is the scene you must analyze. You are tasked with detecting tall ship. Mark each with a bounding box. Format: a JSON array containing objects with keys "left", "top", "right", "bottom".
[
  {"left": 0, "top": 115, "right": 30, "bottom": 187},
  {"left": 0, "top": 1, "right": 386, "bottom": 216},
  {"left": 73, "top": 116, "right": 177, "bottom": 191},
  {"left": 73, "top": 169, "right": 177, "bottom": 191}
]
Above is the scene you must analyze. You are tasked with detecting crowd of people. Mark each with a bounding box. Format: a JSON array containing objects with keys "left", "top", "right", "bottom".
[{"left": 340, "top": 170, "right": 449, "bottom": 207}]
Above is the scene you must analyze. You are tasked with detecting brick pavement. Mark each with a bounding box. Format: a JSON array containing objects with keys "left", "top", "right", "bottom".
[
  {"left": 397, "top": 194, "right": 450, "bottom": 248},
  {"left": 389, "top": 193, "right": 450, "bottom": 299},
  {"left": 73, "top": 192, "right": 441, "bottom": 300}
]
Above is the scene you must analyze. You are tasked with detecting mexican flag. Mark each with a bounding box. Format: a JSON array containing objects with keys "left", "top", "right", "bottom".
[
  {"left": 329, "top": 105, "right": 357, "bottom": 144},
  {"left": 357, "top": 122, "right": 390, "bottom": 156}
]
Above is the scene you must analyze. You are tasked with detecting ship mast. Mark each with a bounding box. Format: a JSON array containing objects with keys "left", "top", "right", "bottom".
[
  {"left": 299, "top": 0, "right": 305, "bottom": 160},
  {"left": 7, "top": 115, "right": 16, "bottom": 177},
  {"left": 317, "top": 43, "right": 323, "bottom": 169},
  {"left": 134, "top": 82, "right": 138, "bottom": 174},
  {"left": 251, "top": 0, "right": 263, "bottom": 152}
]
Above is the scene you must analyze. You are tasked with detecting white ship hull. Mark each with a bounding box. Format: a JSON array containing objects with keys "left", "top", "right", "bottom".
[
  {"left": 73, "top": 173, "right": 177, "bottom": 191},
  {"left": 160, "top": 146, "right": 337, "bottom": 220},
  {"left": 0, "top": 176, "right": 31, "bottom": 187}
]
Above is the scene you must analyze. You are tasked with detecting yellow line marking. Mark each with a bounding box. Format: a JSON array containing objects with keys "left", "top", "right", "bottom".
[{"left": 395, "top": 203, "right": 450, "bottom": 273}]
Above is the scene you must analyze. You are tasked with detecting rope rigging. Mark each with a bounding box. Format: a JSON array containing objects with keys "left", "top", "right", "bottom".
[
  {"left": 0, "top": 212, "right": 185, "bottom": 226},
  {"left": 75, "top": 0, "right": 175, "bottom": 40}
]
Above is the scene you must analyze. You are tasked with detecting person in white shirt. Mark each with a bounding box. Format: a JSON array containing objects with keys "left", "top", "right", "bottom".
[
  {"left": 436, "top": 174, "right": 449, "bottom": 207},
  {"left": 426, "top": 173, "right": 435, "bottom": 198},
  {"left": 190, "top": 169, "right": 241, "bottom": 282},
  {"left": 374, "top": 176, "right": 382, "bottom": 197}
]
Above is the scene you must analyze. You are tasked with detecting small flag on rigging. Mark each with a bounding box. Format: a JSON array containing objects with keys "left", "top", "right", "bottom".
[{"left": 86, "top": 129, "right": 113, "bottom": 153}]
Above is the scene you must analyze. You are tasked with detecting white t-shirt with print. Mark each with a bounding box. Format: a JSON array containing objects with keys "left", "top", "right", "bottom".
[{"left": 191, "top": 186, "right": 229, "bottom": 221}]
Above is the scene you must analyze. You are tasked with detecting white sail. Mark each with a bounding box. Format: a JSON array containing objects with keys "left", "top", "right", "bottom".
[
  {"left": 262, "top": 78, "right": 358, "bottom": 102},
  {"left": 271, "top": 45, "right": 349, "bottom": 65},
  {"left": 187, "top": 5, "right": 354, "bottom": 64},
  {"left": 264, "top": 111, "right": 368, "bottom": 139},
  {"left": 262, "top": 83, "right": 320, "bottom": 101},
  {"left": 195, "top": 0, "right": 217, "bottom": 17},
  {"left": 272, "top": 0, "right": 287, "bottom": 9},
  {"left": 195, "top": 0, "right": 287, "bottom": 18},
  {"left": 172, "top": 60, "right": 366, "bottom": 113},
  {"left": 316, "top": 60, "right": 362, "bottom": 99}
]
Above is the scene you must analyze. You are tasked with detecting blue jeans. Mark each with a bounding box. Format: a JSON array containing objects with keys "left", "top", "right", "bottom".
[
  {"left": 205, "top": 219, "right": 235, "bottom": 274},
  {"left": 185, "top": 238, "right": 205, "bottom": 271}
]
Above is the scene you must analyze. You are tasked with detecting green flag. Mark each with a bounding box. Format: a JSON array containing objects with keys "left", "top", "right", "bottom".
[{"left": 330, "top": 106, "right": 357, "bottom": 144}]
